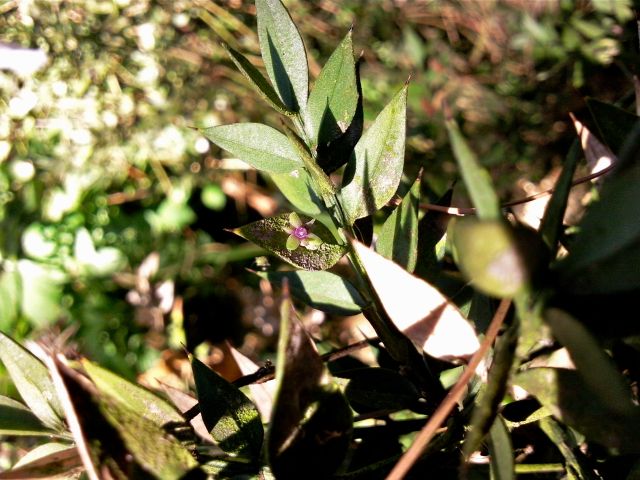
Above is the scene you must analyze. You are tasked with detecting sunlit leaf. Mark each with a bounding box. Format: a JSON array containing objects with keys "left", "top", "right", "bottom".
[
  {"left": 0, "top": 445, "right": 82, "bottom": 479},
  {"left": 353, "top": 240, "right": 480, "bottom": 363},
  {"left": 158, "top": 382, "right": 212, "bottom": 443},
  {"left": 228, "top": 345, "right": 276, "bottom": 422},
  {"left": 451, "top": 218, "right": 542, "bottom": 298},
  {"left": 0, "top": 395, "right": 54, "bottom": 437},
  {"left": 256, "top": 0, "right": 308, "bottom": 112},
  {"left": 340, "top": 85, "right": 407, "bottom": 223},
  {"left": 0, "top": 333, "right": 65, "bottom": 432},
  {"left": 192, "top": 357, "right": 264, "bottom": 457},
  {"left": 572, "top": 116, "right": 614, "bottom": 178},
  {"left": 221, "top": 42, "right": 295, "bottom": 116},
  {"left": 82, "top": 360, "right": 198, "bottom": 477},
  {"left": 376, "top": 173, "right": 420, "bottom": 272},
  {"left": 445, "top": 117, "right": 501, "bottom": 220},
  {"left": 488, "top": 415, "right": 514, "bottom": 480},
  {"left": 202, "top": 123, "right": 300, "bottom": 174},
  {"left": 231, "top": 213, "right": 347, "bottom": 270},
  {"left": 268, "top": 169, "right": 324, "bottom": 216},
  {"left": 17, "top": 260, "right": 64, "bottom": 327},
  {"left": 256, "top": 270, "right": 366, "bottom": 315},
  {"left": 305, "top": 29, "right": 358, "bottom": 148},
  {"left": 515, "top": 367, "right": 640, "bottom": 453}
]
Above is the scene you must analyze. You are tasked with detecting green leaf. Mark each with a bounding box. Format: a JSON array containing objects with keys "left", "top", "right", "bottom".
[
  {"left": 586, "top": 98, "right": 639, "bottom": 156},
  {"left": 544, "top": 308, "right": 635, "bottom": 416},
  {"left": 451, "top": 218, "right": 533, "bottom": 298},
  {"left": 463, "top": 320, "right": 518, "bottom": 459},
  {"left": 268, "top": 290, "right": 352, "bottom": 479},
  {"left": 268, "top": 169, "right": 324, "bottom": 216},
  {"left": 221, "top": 42, "right": 295, "bottom": 116},
  {"left": 376, "top": 173, "right": 420, "bottom": 272},
  {"left": 0, "top": 395, "right": 54, "bottom": 436},
  {"left": 0, "top": 266, "right": 21, "bottom": 330},
  {"left": 488, "top": 416, "right": 514, "bottom": 480},
  {"left": 340, "top": 85, "right": 407, "bottom": 223},
  {"left": 414, "top": 188, "right": 453, "bottom": 281},
  {"left": 342, "top": 367, "right": 421, "bottom": 414},
  {"left": 17, "top": 260, "right": 64, "bottom": 327},
  {"left": 0, "top": 445, "right": 82, "bottom": 479},
  {"left": 316, "top": 58, "right": 364, "bottom": 175},
  {"left": 515, "top": 367, "right": 640, "bottom": 453},
  {"left": 445, "top": 117, "right": 501, "bottom": 220},
  {"left": 282, "top": 124, "right": 336, "bottom": 203},
  {"left": 256, "top": 0, "right": 308, "bottom": 112},
  {"left": 192, "top": 357, "right": 264, "bottom": 457},
  {"left": 82, "top": 360, "right": 198, "bottom": 477},
  {"left": 305, "top": 29, "right": 358, "bottom": 148},
  {"left": 539, "top": 141, "right": 580, "bottom": 253},
  {"left": 231, "top": 213, "right": 347, "bottom": 270},
  {"left": 0, "top": 332, "right": 65, "bottom": 432},
  {"left": 201, "top": 123, "right": 300, "bottom": 174},
  {"left": 256, "top": 270, "right": 366, "bottom": 315},
  {"left": 556, "top": 157, "right": 640, "bottom": 293}
]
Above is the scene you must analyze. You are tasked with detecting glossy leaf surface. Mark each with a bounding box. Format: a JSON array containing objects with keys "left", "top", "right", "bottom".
[
  {"left": 202, "top": 123, "right": 300, "bottom": 174},
  {"left": 232, "top": 213, "right": 346, "bottom": 270},
  {"left": 256, "top": 0, "right": 308, "bottom": 112},
  {"left": 340, "top": 86, "right": 407, "bottom": 223}
]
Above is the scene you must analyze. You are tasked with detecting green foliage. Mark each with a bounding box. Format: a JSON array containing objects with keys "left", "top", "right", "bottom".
[{"left": 1, "top": 0, "right": 640, "bottom": 478}]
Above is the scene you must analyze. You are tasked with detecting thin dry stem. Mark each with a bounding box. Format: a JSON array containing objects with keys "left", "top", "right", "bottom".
[{"left": 386, "top": 298, "right": 512, "bottom": 480}]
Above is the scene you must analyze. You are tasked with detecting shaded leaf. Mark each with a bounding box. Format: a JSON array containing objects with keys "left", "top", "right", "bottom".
[
  {"left": 340, "top": 85, "right": 407, "bottom": 223},
  {"left": 544, "top": 308, "right": 635, "bottom": 416},
  {"left": 0, "top": 395, "right": 54, "bottom": 436},
  {"left": 586, "top": 97, "right": 639, "bottom": 155},
  {"left": 268, "top": 287, "right": 352, "bottom": 479},
  {"left": 515, "top": 367, "right": 640, "bottom": 453},
  {"left": 0, "top": 445, "right": 82, "bottom": 479},
  {"left": 0, "top": 332, "right": 65, "bottom": 431},
  {"left": 353, "top": 240, "right": 480, "bottom": 363},
  {"left": 256, "top": 269, "right": 366, "bottom": 315},
  {"left": 221, "top": 42, "right": 295, "bottom": 116},
  {"left": 316, "top": 57, "right": 364, "bottom": 175},
  {"left": 268, "top": 169, "right": 324, "bottom": 216},
  {"left": 192, "top": 357, "right": 264, "bottom": 457},
  {"left": 555, "top": 152, "right": 640, "bottom": 293},
  {"left": 305, "top": 29, "right": 358, "bottom": 147},
  {"left": 463, "top": 320, "right": 518, "bottom": 459},
  {"left": 201, "top": 123, "right": 300, "bottom": 174},
  {"left": 376, "top": 173, "right": 420, "bottom": 272},
  {"left": 539, "top": 141, "right": 581, "bottom": 252},
  {"left": 539, "top": 416, "right": 599, "bottom": 480},
  {"left": 445, "top": 117, "right": 501, "bottom": 220},
  {"left": 256, "top": 0, "right": 308, "bottom": 112},
  {"left": 414, "top": 188, "right": 453, "bottom": 280},
  {"left": 342, "top": 367, "right": 421, "bottom": 414},
  {"left": 488, "top": 415, "right": 514, "bottom": 480},
  {"left": 231, "top": 213, "right": 347, "bottom": 270}
]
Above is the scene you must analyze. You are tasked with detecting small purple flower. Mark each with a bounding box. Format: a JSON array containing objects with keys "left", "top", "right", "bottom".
[{"left": 284, "top": 212, "right": 322, "bottom": 251}]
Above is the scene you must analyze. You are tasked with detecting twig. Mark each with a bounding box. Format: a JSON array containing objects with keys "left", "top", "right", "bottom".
[
  {"left": 419, "top": 163, "right": 615, "bottom": 216},
  {"left": 385, "top": 298, "right": 512, "bottom": 480}
]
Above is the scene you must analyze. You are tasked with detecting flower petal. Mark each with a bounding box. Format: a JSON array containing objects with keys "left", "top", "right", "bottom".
[
  {"left": 286, "top": 235, "right": 301, "bottom": 250},
  {"left": 289, "top": 212, "right": 302, "bottom": 228}
]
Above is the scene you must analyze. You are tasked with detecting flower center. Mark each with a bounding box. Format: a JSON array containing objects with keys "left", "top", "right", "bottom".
[{"left": 293, "top": 226, "right": 308, "bottom": 239}]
